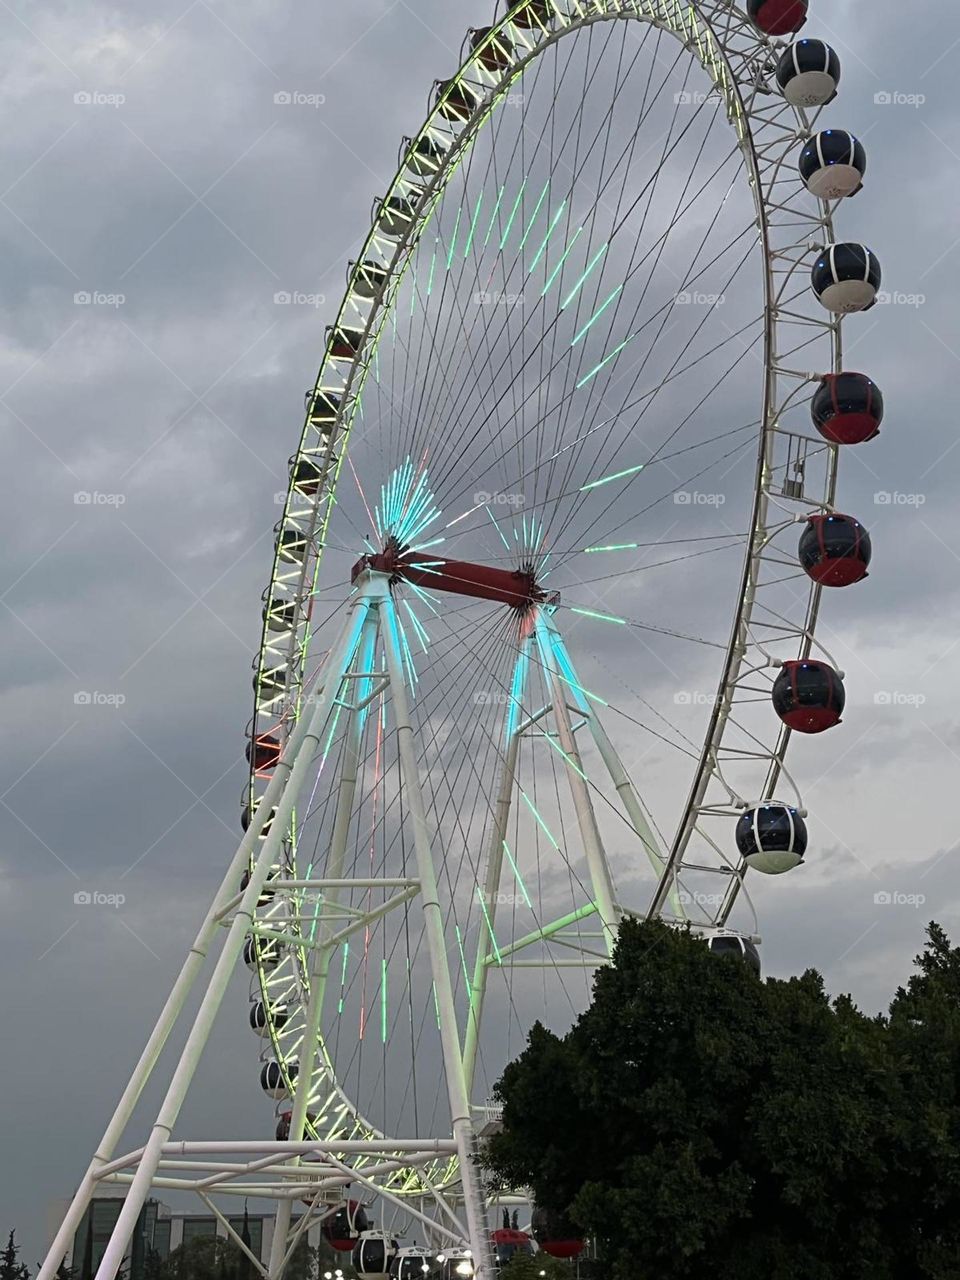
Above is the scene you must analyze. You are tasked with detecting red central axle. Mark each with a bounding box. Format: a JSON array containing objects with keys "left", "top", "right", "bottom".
[{"left": 351, "top": 548, "right": 556, "bottom": 608}]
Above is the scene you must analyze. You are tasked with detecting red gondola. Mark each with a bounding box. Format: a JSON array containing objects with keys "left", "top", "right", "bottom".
[
  {"left": 772, "top": 660, "right": 845, "bottom": 734},
  {"left": 799, "top": 514, "right": 871, "bottom": 587}
]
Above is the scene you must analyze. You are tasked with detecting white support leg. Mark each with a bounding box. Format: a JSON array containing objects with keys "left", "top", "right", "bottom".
[
  {"left": 377, "top": 583, "right": 493, "bottom": 1280},
  {"left": 267, "top": 608, "right": 381, "bottom": 1279},
  {"left": 89, "top": 590, "right": 375, "bottom": 1280},
  {"left": 462, "top": 636, "right": 531, "bottom": 1096},
  {"left": 534, "top": 613, "right": 619, "bottom": 956}
]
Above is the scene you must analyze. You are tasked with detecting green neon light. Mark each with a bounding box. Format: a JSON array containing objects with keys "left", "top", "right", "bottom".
[
  {"left": 427, "top": 245, "right": 438, "bottom": 296},
  {"left": 381, "top": 958, "right": 388, "bottom": 1042},
  {"left": 580, "top": 463, "right": 644, "bottom": 491},
  {"left": 463, "top": 190, "right": 484, "bottom": 259},
  {"left": 484, "top": 184, "right": 506, "bottom": 247},
  {"left": 541, "top": 226, "right": 583, "bottom": 297},
  {"left": 502, "top": 841, "right": 532, "bottom": 909},
  {"left": 572, "top": 284, "right": 623, "bottom": 346},
  {"left": 454, "top": 924, "right": 471, "bottom": 994},
  {"left": 577, "top": 335, "right": 633, "bottom": 388},
  {"left": 570, "top": 606, "right": 627, "bottom": 625},
  {"left": 432, "top": 982, "right": 441, "bottom": 1030},
  {"left": 584, "top": 542, "right": 638, "bottom": 553},
  {"left": 518, "top": 180, "right": 551, "bottom": 254},
  {"left": 561, "top": 241, "right": 608, "bottom": 310},
  {"left": 476, "top": 887, "right": 503, "bottom": 965},
  {"left": 338, "top": 942, "right": 349, "bottom": 1015},
  {"left": 499, "top": 178, "right": 527, "bottom": 251},
  {"left": 541, "top": 729, "right": 587, "bottom": 780},
  {"left": 529, "top": 199, "right": 567, "bottom": 274},
  {"left": 446, "top": 207, "right": 463, "bottom": 270},
  {"left": 521, "top": 791, "right": 561, "bottom": 851}
]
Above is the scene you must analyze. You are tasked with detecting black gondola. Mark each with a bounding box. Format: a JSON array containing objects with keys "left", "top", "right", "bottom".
[
  {"left": 775, "top": 39, "right": 840, "bottom": 107},
  {"left": 707, "top": 932, "right": 762, "bottom": 975},
  {"left": 811, "top": 243, "right": 881, "bottom": 314},
  {"left": 799, "top": 130, "right": 866, "bottom": 199},
  {"left": 735, "top": 802, "right": 808, "bottom": 873}
]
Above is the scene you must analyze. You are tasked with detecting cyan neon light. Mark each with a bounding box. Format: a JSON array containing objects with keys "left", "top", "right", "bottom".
[
  {"left": 502, "top": 840, "right": 533, "bottom": 909},
  {"left": 541, "top": 225, "right": 584, "bottom": 297},
  {"left": 584, "top": 542, "right": 638, "bottom": 553},
  {"left": 476, "top": 887, "right": 503, "bottom": 965},
  {"left": 463, "top": 190, "right": 485, "bottom": 259},
  {"left": 528, "top": 199, "right": 567, "bottom": 274},
  {"left": 499, "top": 178, "right": 527, "bottom": 251},
  {"left": 446, "top": 207, "right": 463, "bottom": 270},
  {"left": 570, "top": 606, "right": 627, "bottom": 625},
  {"left": 580, "top": 462, "right": 644, "bottom": 491},
  {"left": 521, "top": 791, "right": 561, "bottom": 851},
  {"left": 572, "top": 284, "right": 623, "bottom": 346},
  {"left": 576, "top": 334, "right": 633, "bottom": 388},
  {"left": 506, "top": 647, "right": 529, "bottom": 740},
  {"left": 518, "top": 180, "right": 551, "bottom": 254},
  {"left": 561, "top": 241, "right": 608, "bottom": 310},
  {"left": 484, "top": 184, "right": 506, "bottom": 248},
  {"left": 485, "top": 506, "right": 511, "bottom": 550}
]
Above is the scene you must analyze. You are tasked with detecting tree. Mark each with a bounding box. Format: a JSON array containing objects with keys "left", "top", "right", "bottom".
[
  {"left": 159, "top": 1238, "right": 244, "bottom": 1280},
  {"left": 1, "top": 1232, "right": 31, "bottom": 1280},
  {"left": 485, "top": 917, "right": 960, "bottom": 1280},
  {"left": 498, "top": 1253, "right": 571, "bottom": 1280}
]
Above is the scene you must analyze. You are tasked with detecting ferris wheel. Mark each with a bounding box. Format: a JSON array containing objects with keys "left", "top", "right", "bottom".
[{"left": 41, "top": 4, "right": 884, "bottom": 1280}]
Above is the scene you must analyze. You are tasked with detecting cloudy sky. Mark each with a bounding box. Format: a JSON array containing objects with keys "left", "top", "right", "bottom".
[{"left": 2, "top": 0, "right": 958, "bottom": 1264}]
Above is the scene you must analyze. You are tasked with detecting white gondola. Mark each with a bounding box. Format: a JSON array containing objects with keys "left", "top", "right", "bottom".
[
  {"left": 799, "top": 130, "right": 866, "bottom": 199},
  {"left": 391, "top": 1247, "right": 433, "bottom": 1280},
  {"left": 352, "top": 1231, "right": 398, "bottom": 1280},
  {"left": 776, "top": 38, "right": 840, "bottom": 107},
  {"left": 736, "top": 802, "right": 808, "bottom": 874},
  {"left": 811, "top": 242, "right": 881, "bottom": 314}
]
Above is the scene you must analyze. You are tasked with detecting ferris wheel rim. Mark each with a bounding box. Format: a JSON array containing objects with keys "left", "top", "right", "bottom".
[{"left": 244, "top": 0, "right": 852, "bottom": 1189}]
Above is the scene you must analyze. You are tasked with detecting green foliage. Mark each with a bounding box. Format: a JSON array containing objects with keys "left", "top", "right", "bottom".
[
  {"left": 497, "top": 1253, "right": 571, "bottom": 1280},
  {"left": 486, "top": 918, "right": 960, "bottom": 1280},
  {"left": 0, "top": 1232, "right": 30, "bottom": 1280}
]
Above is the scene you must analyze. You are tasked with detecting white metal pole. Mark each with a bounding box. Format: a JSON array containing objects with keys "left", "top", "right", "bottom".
[
  {"left": 267, "top": 608, "right": 381, "bottom": 1279},
  {"left": 377, "top": 583, "right": 493, "bottom": 1280},
  {"left": 462, "top": 637, "right": 530, "bottom": 1094},
  {"left": 37, "top": 594, "right": 372, "bottom": 1280},
  {"left": 90, "top": 590, "right": 374, "bottom": 1280},
  {"left": 533, "top": 614, "right": 618, "bottom": 956}
]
